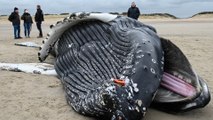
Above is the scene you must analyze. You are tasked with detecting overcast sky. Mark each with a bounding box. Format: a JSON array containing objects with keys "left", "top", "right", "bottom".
[{"left": 0, "top": 0, "right": 213, "bottom": 18}]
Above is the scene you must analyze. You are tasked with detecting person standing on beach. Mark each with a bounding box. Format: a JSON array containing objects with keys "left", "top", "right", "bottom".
[
  {"left": 35, "top": 5, "right": 44, "bottom": 38},
  {"left": 8, "top": 7, "right": 22, "bottom": 39},
  {"left": 127, "top": 2, "right": 140, "bottom": 20},
  {"left": 21, "top": 9, "right": 33, "bottom": 38}
]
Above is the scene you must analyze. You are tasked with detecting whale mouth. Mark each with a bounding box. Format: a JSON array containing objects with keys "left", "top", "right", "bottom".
[
  {"left": 161, "top": 72, "right": 197, "bottom": 98},
  {"left": 153, "top": 37, "right": 202, "bottom": 103},
  {"left": 154, "top": 69, "right": 201, "bottom": 103},
  {"left": 152, "top": 38, "right": 210, "bottom": 112}
]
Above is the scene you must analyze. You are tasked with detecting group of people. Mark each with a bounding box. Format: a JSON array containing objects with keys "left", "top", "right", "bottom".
[
  {"left": 8, "top": 5, "right": 44, "bottom": 39},
  {"left": 8, "top": 2, "right": 140, "bottom": 40}
]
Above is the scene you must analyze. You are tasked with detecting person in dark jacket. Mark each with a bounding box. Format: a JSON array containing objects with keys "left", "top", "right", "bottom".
[
  {"left": 8, "top": 7, "right": 22, "bottom": 39},
  {"left": 35, "top": 5, "right": 44, "bottom": 38},
  {"left": 21, "top": 9, "right": 33, "bottom": 38},
  {"left": 127, "top": 2, "right": 140, "bottom": 20}
]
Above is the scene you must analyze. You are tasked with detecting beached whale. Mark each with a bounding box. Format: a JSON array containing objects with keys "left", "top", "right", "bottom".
[{"left": 1, "top": 13, "right": 210, "bottom": 120}]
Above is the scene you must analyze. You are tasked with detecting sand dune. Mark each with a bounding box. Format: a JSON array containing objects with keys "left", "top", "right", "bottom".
[
  {"left": 0, "top": 15, "right": 213, "bottom": 120},
  {"left": 191, "top": 12, "right": 213, "bottom": 18}
]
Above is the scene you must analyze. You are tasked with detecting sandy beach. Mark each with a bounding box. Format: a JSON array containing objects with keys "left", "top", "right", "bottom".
[{"left": 0, "top": 15, "right": 213, "bottom": 120}]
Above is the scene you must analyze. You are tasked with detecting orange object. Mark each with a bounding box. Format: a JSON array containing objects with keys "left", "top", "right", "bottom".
[{"left": 113, "top": 79, "right": 125, "bottom": 86}]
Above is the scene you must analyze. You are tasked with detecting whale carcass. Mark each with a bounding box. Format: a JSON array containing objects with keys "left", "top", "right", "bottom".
[{"left": 5, "top": 13, "right": 210, "bottom": 120}]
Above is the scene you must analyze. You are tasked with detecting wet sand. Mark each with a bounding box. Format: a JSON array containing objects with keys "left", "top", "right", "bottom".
[{"left": 0, "top": 15, "right": 213, "bottom": 120}]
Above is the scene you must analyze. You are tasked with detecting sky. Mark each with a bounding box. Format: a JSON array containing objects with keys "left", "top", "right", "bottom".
[{"left": 0, "top": 0, "right": 213, "bottom": 18}]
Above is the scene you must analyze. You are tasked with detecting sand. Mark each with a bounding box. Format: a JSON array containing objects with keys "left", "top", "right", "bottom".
[{"left": 0, "top": 15, "right": 213, "bottom": 120}]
